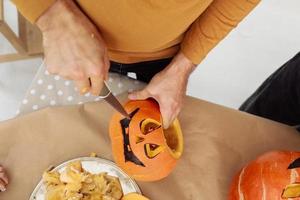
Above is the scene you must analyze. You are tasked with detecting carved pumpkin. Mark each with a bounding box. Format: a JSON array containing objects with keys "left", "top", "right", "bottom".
[
  {"left": 122, "top": 193, "right": 149, "bottom": 200},
  {"left": 229, "top": 151, "right": 300, "bottom": 200},
  {"left": 109, "top": 99, "right": 183, "bottom": 181}
]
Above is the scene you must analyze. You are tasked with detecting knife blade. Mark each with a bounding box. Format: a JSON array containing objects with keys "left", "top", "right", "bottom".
[{"left": 99, "top": 82, "right": 130, "bottom": 119}]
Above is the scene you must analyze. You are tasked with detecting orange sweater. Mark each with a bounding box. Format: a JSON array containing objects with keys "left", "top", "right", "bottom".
[{"left": 12, "top": 0, "right": 260, "bottom": 64}]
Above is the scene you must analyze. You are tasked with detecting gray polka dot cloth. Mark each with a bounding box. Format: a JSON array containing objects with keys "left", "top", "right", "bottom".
[{"left": 16, "top": 62, "right": 146, "bottom": 116}]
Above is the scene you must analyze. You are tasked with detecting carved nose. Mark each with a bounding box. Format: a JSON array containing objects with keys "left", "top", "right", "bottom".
[{"left": 135, "top": 136, "right": 145, "bottom": 144}]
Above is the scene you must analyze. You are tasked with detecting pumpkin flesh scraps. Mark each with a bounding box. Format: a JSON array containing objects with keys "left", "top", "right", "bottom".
[
  {"left": 43, "top": 161, "right": 123, "bottom": 200},
  {"left": 282, "top": 183, "right": 300, "bottom": 198},
  {"left": 144, "top": 143, "right": 165, "bottom": 158}
]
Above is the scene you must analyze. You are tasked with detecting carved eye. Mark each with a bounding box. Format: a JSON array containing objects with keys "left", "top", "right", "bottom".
[
  {"left": 144, "top": 143, "right": 165, "bottom": 159},
  {"left": 140, "top": 119, "right": 161, "bottom": 135}
]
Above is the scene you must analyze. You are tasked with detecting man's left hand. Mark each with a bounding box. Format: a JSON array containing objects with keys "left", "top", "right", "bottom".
[{"left": 128, "top": 52, "right": 196, "bottom": 129}]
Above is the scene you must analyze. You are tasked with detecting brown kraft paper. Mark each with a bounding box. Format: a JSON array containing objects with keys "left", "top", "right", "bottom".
[{"left": 0, "top": 94, "right": 300, "bottom": 200}]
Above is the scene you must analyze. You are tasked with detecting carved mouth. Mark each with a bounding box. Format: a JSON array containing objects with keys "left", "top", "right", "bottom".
[
  {"left": 282, "top": 183, "right": 300, "bottom": 198},
  {"left": 120, "top": 108, "right": 145, "bottom": 167}
]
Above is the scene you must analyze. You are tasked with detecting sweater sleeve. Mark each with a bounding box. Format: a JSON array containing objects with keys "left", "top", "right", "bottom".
[
  {"left": 180, "top": 0, "right": 260, "bottom": 64},
  {"left": 11, "top": 0, "right": 56, "bottom": 23}
]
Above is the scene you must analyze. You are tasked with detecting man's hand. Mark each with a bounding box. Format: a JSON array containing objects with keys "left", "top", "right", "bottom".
[
  {"left": 0, "top": 165, "right": 8, "bottom": 192},
  {"left": 128, "top": 52, "right": 196, "bottom": 129},
  {"left": 36, "top": 0, "right": 109, "bottom": 95}
]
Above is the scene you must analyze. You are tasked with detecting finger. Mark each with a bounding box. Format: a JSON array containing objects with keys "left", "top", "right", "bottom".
[
  {"left": 0, "top": 179, "right": 6, "bottom": 192},
  {"left": 58, "top": 71, "right": 73, "bottom": 80},
  {"left": 44, "top": 58, "right": 56, "bottom": 74},
  {"left": 103, "top": 57, "right": 110, "bottom": 81},
  {"left": 75, "top": 79, "right": 91, "bottom": 94},
  {"left": 159, "top": 99, "right": 179, "bottom": 129},
  {"left": 0, "top": 166, "right": 8, "bottom": 185},
  {"left": 168, "top": 113, "right": 177, "bottom": 128},
  {"left": 161, "top": 108, "right": 172, "bottom": 129},
  {"left": 90, "top": 77, "right": 104, "bottom": 96},
  {"left": 46, "top": 66, "right": 59, "bottom": 75},
  {"left": 128, "top": 89, "right": 150, "bottom": 100},
  {"left": 0, "top": 165, "right": 5, "bottom": 174},
  {"left": 0, "top": 172, "right": 8, "bottom": 185}
]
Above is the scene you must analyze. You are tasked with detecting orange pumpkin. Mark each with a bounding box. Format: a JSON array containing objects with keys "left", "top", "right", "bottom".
[
  {"left": 109, "top": 99, "right": 183, "bottom": 181},
  {"left": 229, "top": 151, "right": 300, "bottom": 200},
  {"left": 122, "top": 193, "right": 149, "bottom": 200}
]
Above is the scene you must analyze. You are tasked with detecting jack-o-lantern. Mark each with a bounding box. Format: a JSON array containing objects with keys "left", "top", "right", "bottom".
[
  {"left": 229, "top": 151, "right": 300, "bottom": 200},
  {"left": 109, "top": 99, "right": 183, "bottom": 181}
]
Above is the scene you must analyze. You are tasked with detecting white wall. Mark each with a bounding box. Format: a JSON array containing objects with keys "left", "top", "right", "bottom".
[{"left": 188, "top": 0, "right": 300, "bottom": 108}]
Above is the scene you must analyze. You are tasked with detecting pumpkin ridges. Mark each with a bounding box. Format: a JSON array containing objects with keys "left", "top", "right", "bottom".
[
  {"left": 121, "top": 193, "right": 149, "bottom": 200},
  {"left": 130, "top": 158, "right": 177, "bottom": 181},
  {"left": 240, "top": 160, "right": 264, "bottom": 199},
  {"left": 259, "top": 151, "right": 300, "bottom": 199},
  {"left": 228, "top": 168, "right": 242, "bottom": 200}
]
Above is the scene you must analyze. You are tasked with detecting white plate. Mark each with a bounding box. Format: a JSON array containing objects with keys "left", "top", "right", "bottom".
[{"left": 30, "top": 157, "right": 141, "bottom": 200}]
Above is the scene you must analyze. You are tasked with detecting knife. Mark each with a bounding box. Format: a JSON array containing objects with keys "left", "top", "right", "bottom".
[{"left": 99, "top": 82, "right": 130, "bottom": 119}]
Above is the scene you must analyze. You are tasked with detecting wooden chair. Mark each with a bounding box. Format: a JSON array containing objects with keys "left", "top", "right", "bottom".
[{"left": 0, "top": 0, "right": 43, "bottom": 63}]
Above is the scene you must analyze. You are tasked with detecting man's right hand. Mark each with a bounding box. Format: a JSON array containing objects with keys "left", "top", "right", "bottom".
[{"left": 36, "top": 0, "right": 109, "bottom": 95}]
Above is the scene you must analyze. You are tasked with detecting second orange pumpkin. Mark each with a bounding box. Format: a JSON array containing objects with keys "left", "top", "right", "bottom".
[{"left": 229, "top": 151, "right": 300, "bottom": 200}]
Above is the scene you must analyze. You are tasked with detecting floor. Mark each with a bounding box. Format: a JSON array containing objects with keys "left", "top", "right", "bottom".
[{"left": 1, "top": 0, "right": 300, "bottom": 121}]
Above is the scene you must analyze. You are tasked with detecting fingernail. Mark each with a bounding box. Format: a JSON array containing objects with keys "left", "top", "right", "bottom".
[
  {"left": 0, "top": 185, "right": 6, "bottom": 192},
  {"left": 163, "top": 121, "right": 170, "bottom": 129},
  {"left": 80, "top": 87, "right": 89, "bottom": 94}
]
